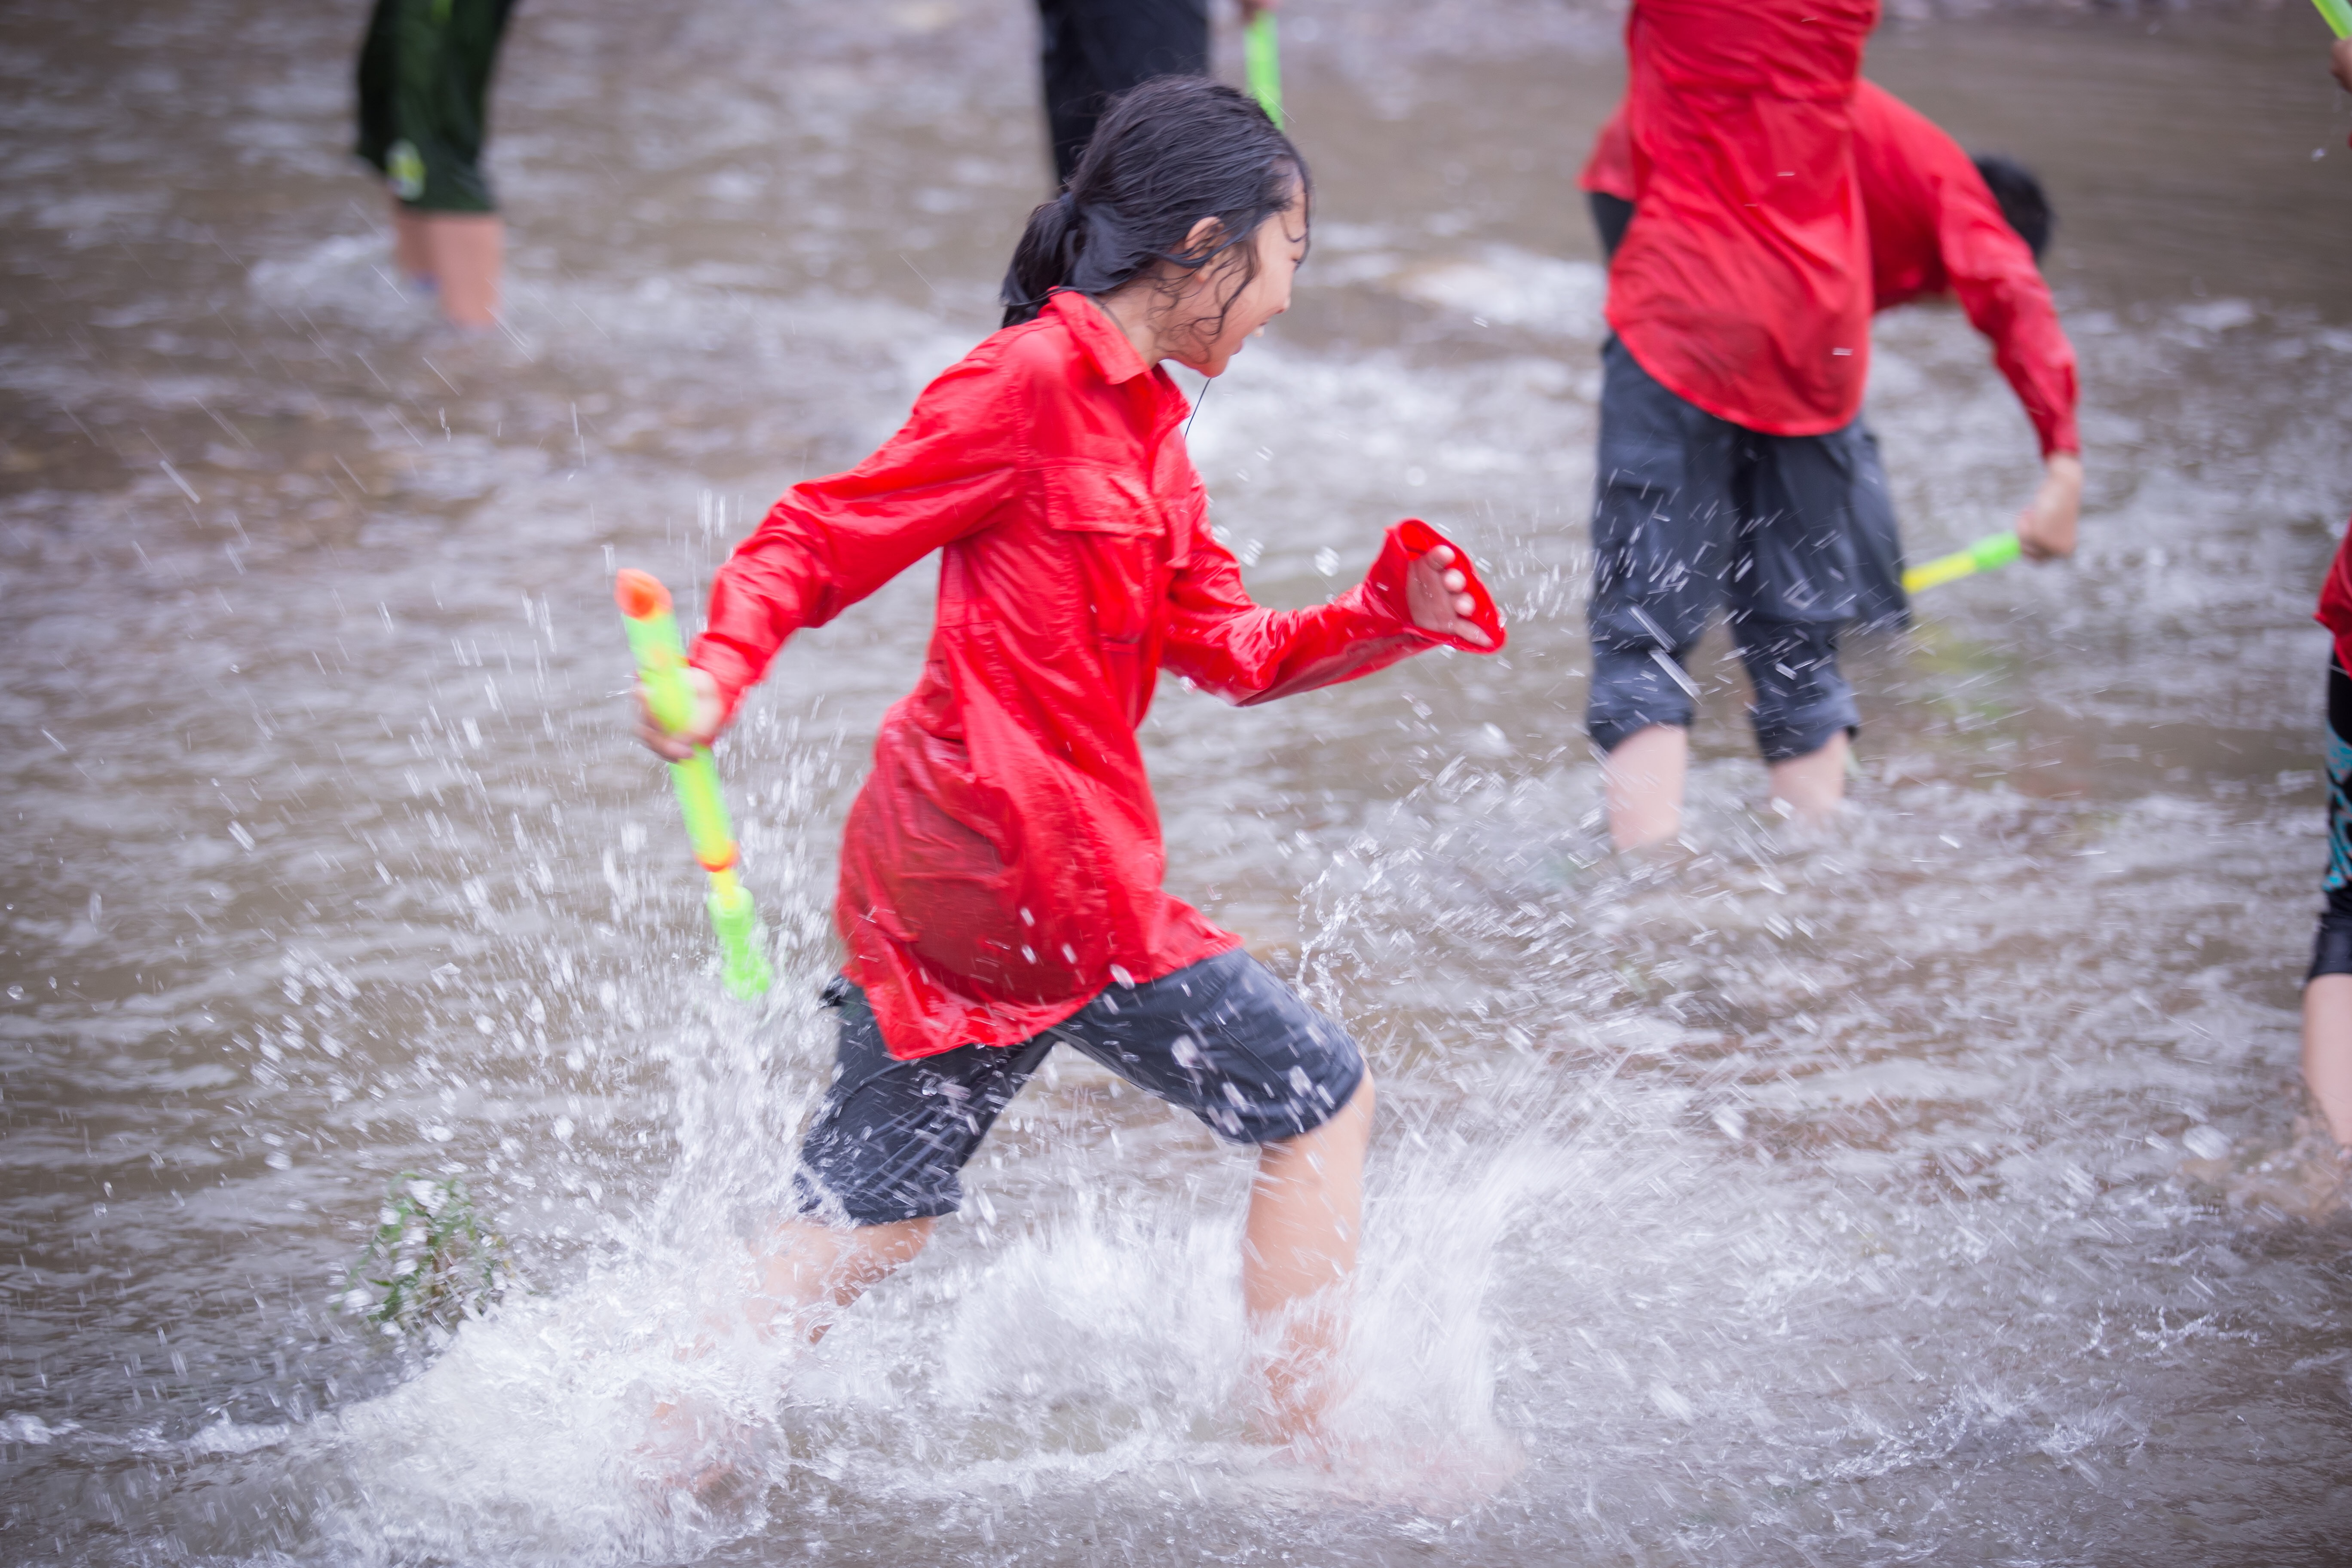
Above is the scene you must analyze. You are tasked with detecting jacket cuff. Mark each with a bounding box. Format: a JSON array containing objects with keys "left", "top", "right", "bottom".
[{"left": 1356, "top": 519, "right": 1508, "bottom": 654}]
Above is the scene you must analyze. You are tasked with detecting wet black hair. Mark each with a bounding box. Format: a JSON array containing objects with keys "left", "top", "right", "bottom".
[
  {"left": 1972, "top": 155, "right": 2054, "bottom": 261},
  {"left": 1000, "top": 76, "right": 1310, "bottom": 331}
]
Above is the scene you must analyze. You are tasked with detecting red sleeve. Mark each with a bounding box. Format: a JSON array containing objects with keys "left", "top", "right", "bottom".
[
  {"left": 689, "top": 352, "right": 1023, "bottom": 722},
  {"left": 1580, "top": 104, "right": 1637, "bottom": 200},
  {"left": 1161, "top": 520, "right": 1504, "bottom": 707},
  {"left": 1935, "top": 165, "right": 2080, "bottom": 458}
]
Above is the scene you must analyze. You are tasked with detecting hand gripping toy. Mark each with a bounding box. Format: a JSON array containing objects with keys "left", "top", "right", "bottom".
[{"left": 615, "top": 569, "right": 772, "bottom": 1000}]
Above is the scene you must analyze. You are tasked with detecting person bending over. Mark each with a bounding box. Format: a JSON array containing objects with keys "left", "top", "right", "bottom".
[
  {"left": 1581, "top": 80, "right": 2080, "bottom": 632},
  {"left": 1585, "top": 0, "right": 1878, "bottom": 851},
  {"left": 637, "top": 78, "right": 1502, "bottom": 1448}
]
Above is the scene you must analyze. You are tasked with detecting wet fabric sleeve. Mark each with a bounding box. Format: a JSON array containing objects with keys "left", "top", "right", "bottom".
[
  {"left": 690, "top": 359, "right": 1023, "bottom": 721},
  {"left": 1160, "top": 521, "right": 1499, "bottom": 707},
  {"left": 1936, "top": 170, "right": 2079, "bottom": 458}
]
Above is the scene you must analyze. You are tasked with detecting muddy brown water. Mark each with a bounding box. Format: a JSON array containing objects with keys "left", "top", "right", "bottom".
[{"left": 3, "top": 0, "right": 2352, "bottom": 1563}]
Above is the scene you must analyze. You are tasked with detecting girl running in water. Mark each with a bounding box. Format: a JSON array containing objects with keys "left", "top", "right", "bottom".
[{"left": 637, "top": 77, "right": 1503, "bottom": 1446}]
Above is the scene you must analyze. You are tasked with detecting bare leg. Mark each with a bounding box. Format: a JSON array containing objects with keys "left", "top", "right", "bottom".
[
  {"left": 1245, "top": 1075, "right": 1375, "bottom": 1446},
  {"left": 1605, "top": 723, "right": 1688, "bottom": 851},
  {"left": 390, "top": 198, "right": 433, "bottom": 287},
  {"left": 2303, "top": 974, "right": 2352, "bottom": 1149},
  {"left": 1766, "top": 729, "right": 1848, "bottom": 823},
  {"left": 744, "top": 1215, "right": 934, "bottom": 1346},
  {"left": 643, "top": 1216, "right": 930, "bottom": 1492},
  {"left": 423, "top": 212, "right": 504, "bottom": 330}
]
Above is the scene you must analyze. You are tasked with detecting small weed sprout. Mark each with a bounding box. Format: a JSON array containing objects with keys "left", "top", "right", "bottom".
[{"left": 341, "top": 1172, "right": 516, "bottom": 1335}]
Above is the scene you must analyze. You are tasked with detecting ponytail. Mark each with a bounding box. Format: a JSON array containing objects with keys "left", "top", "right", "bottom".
[{"left": 1001, "top": 77, "right": 1308, "bottom": 329}]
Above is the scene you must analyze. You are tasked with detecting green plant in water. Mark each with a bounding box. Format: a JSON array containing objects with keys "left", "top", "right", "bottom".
[{"left": 341, "top": 1172, "right": 515, "bottom": 1335}]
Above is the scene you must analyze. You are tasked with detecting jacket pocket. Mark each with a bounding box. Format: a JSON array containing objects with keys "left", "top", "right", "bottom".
[{"left": 1037, "top": 465, "right": 1165, "bottom": 643}]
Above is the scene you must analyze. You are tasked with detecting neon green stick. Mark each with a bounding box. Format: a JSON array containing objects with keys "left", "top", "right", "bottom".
[
  {"left": 615, "top": 569, "right": 771, "bottom": 1000},
  {"left": 2315, "top": 0, "right": 2352, "bottom": 40},
  {"left": 1902, "top": 531, "right": 2021, "bottom": 595},
  {"left": 1246, "top": 12, "right": 1283, "bottom": 128}
]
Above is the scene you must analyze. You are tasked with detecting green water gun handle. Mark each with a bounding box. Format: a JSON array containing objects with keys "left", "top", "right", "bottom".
[
  {"left": 615, "top": 569, "right": 772, "bottom": 1000},
  {"left": 1246, "top": 12, "right": 1283, "bottom": 127},
  {"left": 1902, "top": 531, "right": 2022, "bottom": 595},
  {"left": 2317, "top": 0, "right": 2351, "bottom": 39}
]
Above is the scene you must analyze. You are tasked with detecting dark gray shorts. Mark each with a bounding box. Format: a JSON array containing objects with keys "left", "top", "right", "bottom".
[
  {"left": 791, "top": 948, "right": 1366, "bottom": 1226},
  {"left": 1847, "top": 423, "right": 1909, "bottom": 633},
  {"left": 1586, "top": 337, "right": 1865, "bottom": 762}
]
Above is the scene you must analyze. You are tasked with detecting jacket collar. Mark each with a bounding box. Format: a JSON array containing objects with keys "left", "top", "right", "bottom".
[{"left": 1045, "top": 289, "right": 1152, "bottom": 386}]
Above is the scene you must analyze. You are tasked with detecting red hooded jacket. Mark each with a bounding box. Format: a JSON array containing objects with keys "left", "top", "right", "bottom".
[
  {"left": 1583, "top": 79, "right": 2080, "bottom": 457},
  {"left": 689, "top": 291, "right": 1503, "bottom": 1060},
  {"left": 1603, "top": 0, "right": 1880, "bottom": 438}
]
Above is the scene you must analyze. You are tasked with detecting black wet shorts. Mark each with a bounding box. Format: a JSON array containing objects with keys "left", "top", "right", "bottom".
[
  {"left": 1586, "top": 337, "right": 1864, "bottom": 763},
  {"left": 2312, "top": 655, "right": 2352, "bottom": 982},
  {"left": 791, "top": 947, "right": 1366, "bottom": 1226},
  {"left": 354, "top": 0, "right": 517, "bottom": 213},
  {"left": 1589, "top": 196, "right": 1908, "bottom": 640},
  {"left": 1846, "top": 424, "right": 1909, "bottom": 633}
]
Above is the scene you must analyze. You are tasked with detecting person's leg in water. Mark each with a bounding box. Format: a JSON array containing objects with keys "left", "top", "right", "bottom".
[
  {"left": 1586, "top": 338, "right": 1737, "bottom": 850},
  {"left": 2303, "top": 654, "right": 2352, "bottom": 1152},
  {"left": 420, "top": 211, "right": 503, "bottom": 330},
  {"left": 1727, "top": 421, "right": 1864, "bottom": 823},
  {"left": 1737, "top": 616, "right": 1855, "bottom": 820},
  {"left": 383, "top": 194, "right": 502, "bottom": 325},
  {"left": 748, "top": 954, "right": 1375, "bottom": 1442},
  {"left": 353, "top": 0, "right": 513, "bottom": 329},
  {"left": 378, "top": 198, "right": 501, "bottom": 326},
  {"left": 735, "top": 989, "right": 1045, "bottom": 1344},
  {"left": 1244, "top": 1076, "right": 1373, "bottom": 1442},
  {"left": 1602, "top": 722, "right": 1690, "bottom": 851},
  {"left": 389, "top": 196, "right": 435, "bottom": 291},
  {"left": 747, "top": 1075, "right": 1375, "bottom": 1442},
  {"left": 743, "top": 1213, "right": 937, "bottom": 1346}
]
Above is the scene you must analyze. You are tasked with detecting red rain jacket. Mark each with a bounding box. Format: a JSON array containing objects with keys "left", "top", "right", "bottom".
[
  {"left": 2318, "top": 528, "right": 2352, "bottom": 675},
  {"left": 1583, "top": 80, "right": 2080, "bottom": 457},
  {"left": 1604, "top": 0, "right": 1880, "bottom": 438},
  {"left": 690, "top": 291, "right": 1504, "bottom": 1060}
]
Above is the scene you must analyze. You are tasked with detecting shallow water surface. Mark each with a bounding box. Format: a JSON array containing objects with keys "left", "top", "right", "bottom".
[{"left": 4, "top": 0, "right": 2352, "bottom": 1563}]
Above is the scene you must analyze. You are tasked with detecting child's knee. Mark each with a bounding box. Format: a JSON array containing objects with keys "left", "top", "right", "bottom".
[{"left": 1588, "top": 642, "right": 1701, "bottom": 751}]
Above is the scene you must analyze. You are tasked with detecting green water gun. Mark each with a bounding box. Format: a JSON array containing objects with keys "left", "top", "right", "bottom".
[
  {"left": 1246, "top": 12, "right": 1283, "bottom": 128},
  {"left": 615, "top": 569, "right": 771, "bottom": 1000},
  {"left": 1902, "top": 531, "right": 2021, "bottom": 595},
  {"left": 2316, "top": 0, "right": 2351, "bottom": 39}
]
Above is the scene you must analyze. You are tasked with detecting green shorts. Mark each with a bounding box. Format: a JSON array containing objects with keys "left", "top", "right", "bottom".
[{"left": 354, "top": 0, "right": 517, "bottom": 213}]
